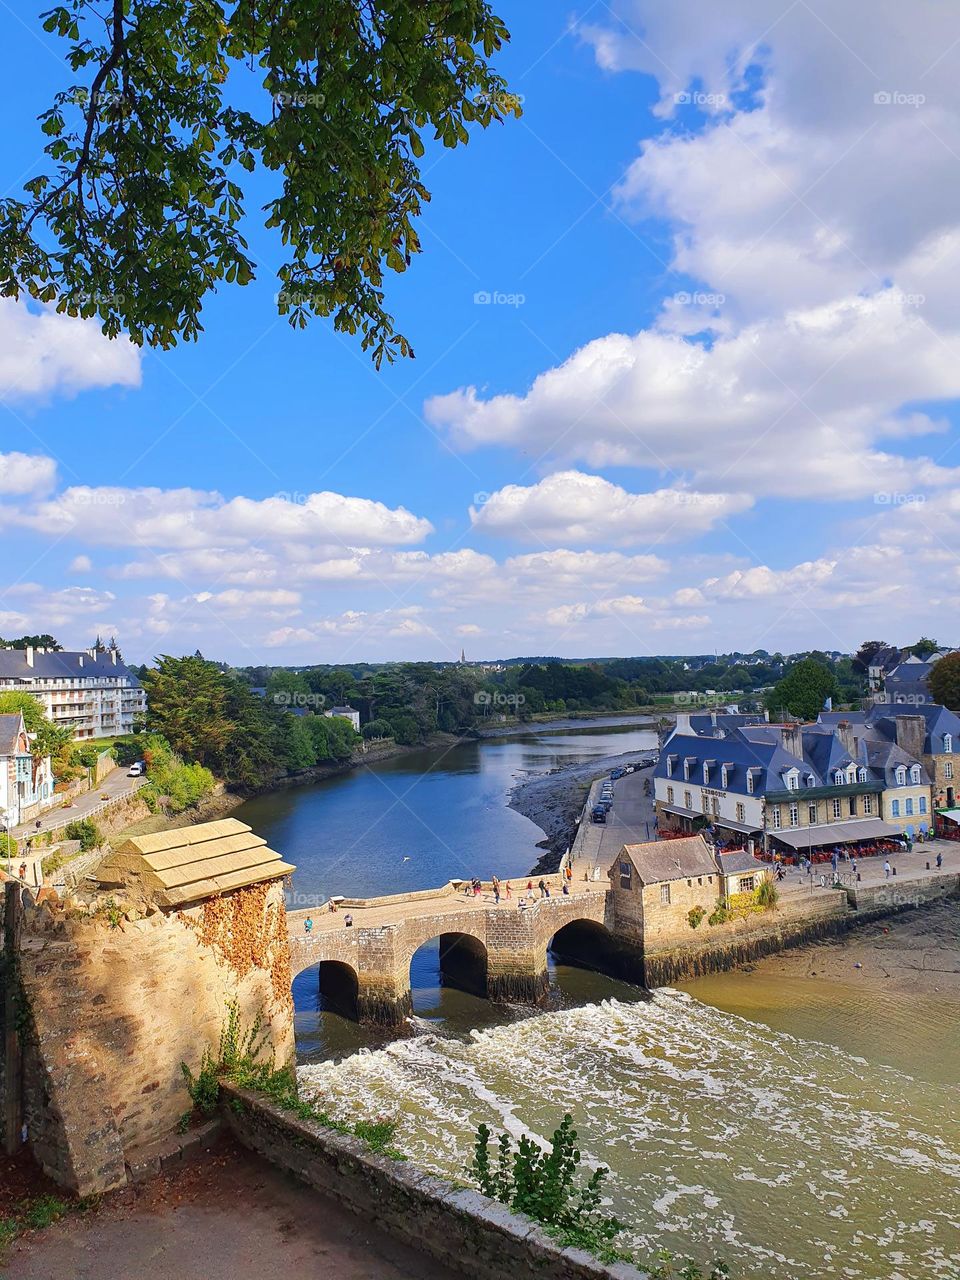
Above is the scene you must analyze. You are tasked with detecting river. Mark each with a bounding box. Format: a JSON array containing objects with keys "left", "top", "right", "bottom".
[{"left": 236, "top": 723, "right": 960, "bottom": 1280}]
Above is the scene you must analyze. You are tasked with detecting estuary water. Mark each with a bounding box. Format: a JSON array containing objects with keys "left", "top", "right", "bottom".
[{"left": 239, "top": 722, "right": 960, "bottom": 1280}]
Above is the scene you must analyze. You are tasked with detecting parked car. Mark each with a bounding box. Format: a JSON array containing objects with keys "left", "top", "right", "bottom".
[
  {"left": 591, "top": 806, "right": 607, "bottom": 824},
  {"left": 127, "top": 762, "right": 145, "bottom": 777},
  {"left": 611, "top": 768, "right": 625, "bottom": 780},
  {"left": 595, "top": 798, "right": 613, "bottom": 812}
]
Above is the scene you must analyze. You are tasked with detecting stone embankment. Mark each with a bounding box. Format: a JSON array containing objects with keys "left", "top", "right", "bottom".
[{"left": 221, "top": 1084, "right": 647, "bottom": 1280}]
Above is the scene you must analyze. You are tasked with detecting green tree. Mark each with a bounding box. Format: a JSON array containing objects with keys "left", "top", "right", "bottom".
[
  {"left": 1, "top": 0, "right": 518, "bottom": 366},
  {"left": 928, "top": 653, "right": 960, "bottom": 711},
  {"left": 142, "top": 655, "right": 234, "bottom": 767},
  {"left": 362, "top": 717, "right": 393, "bottom": 740},
  {"left": 0, "top": 691, "right": 73, "bottom": 763},
  {"left": 910, "top": 636, "right": 940, "bottom": 659},
  {"left": 765, "top": 659, "right": 838, "bottom": 722}
]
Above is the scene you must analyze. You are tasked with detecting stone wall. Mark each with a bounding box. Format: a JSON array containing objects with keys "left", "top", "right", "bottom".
[
  {"left": 10, "top": 878, "right": 294, "bottom": 1196},
  {"left": 641, "top": 890, "right": 850, "bottom": 987},
  {"left": 847, "top": 872, "right": 959, "bottom": 921},
  {"left": 221, "top": 1084, "right": 646, "bottom": 1280}
]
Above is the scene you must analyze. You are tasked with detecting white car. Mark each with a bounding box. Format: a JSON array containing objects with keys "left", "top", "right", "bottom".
[{"left": 127, "top": 762, "right": 145, "bottom": 777}]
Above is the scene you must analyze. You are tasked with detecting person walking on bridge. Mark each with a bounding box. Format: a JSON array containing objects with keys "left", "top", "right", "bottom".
[
  {"left": 504, "top": 880, "right": 512, "bottom": 900},
  {"left": 492, "top": 875, "right": 501, "bottom": 904},
  {"left": 304, "top": 916, "right": 313, "bottom": 935},
  {"left": 538, "top": 879, "right": 547, "bottom": 898}
]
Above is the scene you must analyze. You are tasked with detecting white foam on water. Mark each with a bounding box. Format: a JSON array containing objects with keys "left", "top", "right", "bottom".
[{"left": 299, "top": 991, "right": 960, "bottom": 1280}]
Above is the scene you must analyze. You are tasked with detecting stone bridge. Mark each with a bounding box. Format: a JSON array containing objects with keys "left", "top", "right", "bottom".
[{"left": 286, "top": 874, "right": 642, "bottom": 1025}]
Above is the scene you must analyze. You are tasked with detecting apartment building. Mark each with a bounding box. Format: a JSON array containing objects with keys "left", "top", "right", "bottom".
[{"left": 0, "top": 646, "right": 146, "bottom": 740}]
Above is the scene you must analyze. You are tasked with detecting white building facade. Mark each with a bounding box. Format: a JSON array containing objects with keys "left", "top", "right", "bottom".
[{"left": 0, "top": 647, "right": 147, "bottom": 740}]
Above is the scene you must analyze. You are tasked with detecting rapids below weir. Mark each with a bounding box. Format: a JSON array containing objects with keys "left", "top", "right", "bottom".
[{"left": 299, "top": 979, "right": 960, "bottom": 1280}]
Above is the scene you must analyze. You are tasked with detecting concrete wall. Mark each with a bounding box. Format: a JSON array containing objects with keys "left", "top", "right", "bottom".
[
  {"left": 10, "top": 879, "right": 294, "bottom": 1196},
  {"left": 847, "top": 872, "right": 959, "bottom": 920},
  {"left": 221, "top": 1084, "right": 647, "bottom": 1280}
]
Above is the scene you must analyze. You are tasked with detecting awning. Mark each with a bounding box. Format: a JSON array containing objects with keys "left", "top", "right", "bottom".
[
  {"left": 658, "top": 803, "right": 760, "bottom": 835},
  {"left": 770, "top": 819, "right": 902, "bottom": 850},
  {"left": 939, "top": 808, "right": 960, "bottom": 826}
]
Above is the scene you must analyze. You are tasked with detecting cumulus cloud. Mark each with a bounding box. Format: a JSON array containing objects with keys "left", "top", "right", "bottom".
[
  {"left": 426, "top": 290, "right": 960, "bottom": 499},
  {"left": 68, "top": 554, "right": 93, "bottom": 574},
  {"left": 0, "top": 301, "right": 141, "bottom": 399},
  {"left": 0, "top": 452, "right": 57, "bottom": 496},
  {"left": 470, "top": 471, "right": 752, "bottom": 543},
  {"left": 5, "top": 484, "right": 433, "bottom": 550}
]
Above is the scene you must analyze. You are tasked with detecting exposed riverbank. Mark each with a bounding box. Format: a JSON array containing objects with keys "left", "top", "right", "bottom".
[{"left": 509, "top": 744, "right": 656, "bottom": 872}]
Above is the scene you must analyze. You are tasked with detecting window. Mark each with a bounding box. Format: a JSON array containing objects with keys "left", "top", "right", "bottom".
[
  {"left": 619, "top": 861, "right": 632, "bottom": 889},
  {"left": 684, "top": 790, "right": 693, "bottom": 809},
  {"left": 666, "top": 786, "right": 675, "bottom": 804},
  {"left": 834, "top": 770, "right": 845, "bottom": 785},
  {"left": 946, "top": 763, "right": 955, "bottom": 780},
  {"left": 849, "top": 796, "right": 857, "bottom": 817},
  {"left": 666, "top": 757, "right": 674, "bottom": 777},
  {"left": 771, "top": 806, "right": 781, "bottom": 830},
  {"left": 910, "top": 765, "right": 921, "bottom": 784},
  {"left": 895, "top": 767, "right": 907, "bottom": 786},
  {"left": 833, "top": 797, "right": 843, "bottom": 819},
  {"left": 702, "top": 793, "right": 710, "bottom": 813},
  {"left": 805, "top": 773, "right": 816, "bottom": 788},
  {"left": 738, "top": 876, "right": 755, "bottom": 893},
  {"left": 920, "top": 796, "right": 927, "bottom": 814},
  {"left": 721, "top": 766, "right": 729, "bottom": 789},
  {"left": 858, "top": 767, "right": 867, "bottom": 783},
  {"left": 746, "top": 772, "right": 755, "bottom": 794},
  {"left": 683, "top": 759, "right": 692, "bottom": 780},
  {"left": 660, "top": 883, "right": 671, "bottom": 905},
  {"left": 789, "top": 804, "right": 799, "bottom": 828},
  {"left": 786, "top": 771, "right": 799, "bottom": 791},
  {"left": 808, "top": 803, "right": 817, "bottom": 825},
  {"left": 712, "top": 797, "right": 720, "bottom": 816},
  {"left": 863, "top": 794, "right": 873, "bottom": 815},
  {"left": 944, "top": 734, "right": 953, "bottom": 754},
  {"left": 736, "top": 802, "right": 745, "bottom": 823},
  {"left": 891, "top": 799, "right": 901, "bottom": 817}
]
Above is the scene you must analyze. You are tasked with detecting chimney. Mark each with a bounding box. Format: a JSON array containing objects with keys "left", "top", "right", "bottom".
[
  {"left": 779, "top": 724, "right": 805, "bottom": 761},
  {"left": 894, "top": 715, "right": 925, "bottom": 760},
  {"left": 836, "top": 720, "right": 857, "bottom": 756},
  {"left": 24, "top": 645, "right": 33, "bottom": 667},
  {"left": 78, "top": 653, "right": 84, "bottom": 668},
  {"left": 110, "top": 649, "right": 117, "bottom": 664}
]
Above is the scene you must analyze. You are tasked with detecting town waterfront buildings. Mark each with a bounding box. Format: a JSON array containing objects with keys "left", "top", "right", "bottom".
[
  {"left": 0, "top": 645, "right": 146, "bottom": 740},
  {"left": 655, "top": 706, "right": 960, "bottom": 855}
]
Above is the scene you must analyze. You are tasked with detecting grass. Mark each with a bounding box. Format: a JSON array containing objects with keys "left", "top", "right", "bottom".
[{"left": 0, "top": 1194, "right": 80, "bottom": 1260}]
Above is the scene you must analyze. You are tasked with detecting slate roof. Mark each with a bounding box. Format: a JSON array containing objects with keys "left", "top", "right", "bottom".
[
  {"left": 716, "top": 849, "right": 764, "bottom": 875},
  {"left": 0, "top": 713, "right": 26, "bottom": 756},
  {"left": 94, "top": 818, "right": 295, "bottom": 909},
  {"left": 618, "top": 835, "right": 718, "bottom": 884},
  {"left": 0, "top": 648, "right": 142, "bottom": 686},
  {"left": 867, "top": 703, "right": 960, "bottom": 755}
]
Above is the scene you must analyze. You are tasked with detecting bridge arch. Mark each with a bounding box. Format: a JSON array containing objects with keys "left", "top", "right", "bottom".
[
  {"left": 316, "top": 959, "right": 360, "bottom": 1021},
  {"left": 409, "top": 930, "right": 490, "bottom": 1008},
  {"left": 549, "top": 917, "right": 645, "bottom": 988}
]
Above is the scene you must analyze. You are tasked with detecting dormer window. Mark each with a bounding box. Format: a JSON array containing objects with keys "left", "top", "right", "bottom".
[
  {"left": 666, "top": 756, "right": 674, "bottom": 778},
  {"left": 910, "top": 765, "right": 921, "bottom": 784},
  {"left": 857, "top": 767, "right": 867, "bottom": 783},
  {"left": 895, "top": 766, "right": 907, "bottom": 786},
  {"left": 847, "top": 767, "right": 857, "bottom": 785},
  {"left": 683, "top": 758, "right": 692, "bottom": 781},
  {"left": 784, "top": 769, "right": 799, "bottom": 791},
  {"left": 805, "top": 773, "right": 816, "bottom": 788},
  {"left": 703, "top": 762, "right": 710, "bottom": 785},
  {"left": 746, "top": 771, "right": 755, "bottom": 795},
  {"left": 945, "top": 734, "right": 953, "bottom": 754},
  {"left": 834, "top": 770, "right": 845, "bottom": 786}
]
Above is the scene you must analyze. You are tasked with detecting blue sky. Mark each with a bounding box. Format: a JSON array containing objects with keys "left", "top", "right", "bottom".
[{"left": 2, "top": 1, "right": 959, "bottom": 666}]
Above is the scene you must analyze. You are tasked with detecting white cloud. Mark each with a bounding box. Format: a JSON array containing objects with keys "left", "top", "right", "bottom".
[
  {"left": 68, "top": 554, "right": 92, "bottom": 574},
  {"left": 471, "top": 471, "right": 751, "bottom": 543},
  {"left": 5, "top": 484, "right": 433, "bottom": 550},
  {"left": 0, "top": 301, "right": 141, "bottom": 400},
  {"left": 0, "top": 452, "right": 57, "bottom": 496},
  {"left": 426, "top": 290, "right": 960, "bottom": 499}
]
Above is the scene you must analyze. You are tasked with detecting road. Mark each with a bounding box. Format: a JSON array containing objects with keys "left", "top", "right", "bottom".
[
  {"left": 12, "top": 765, "right": 145, "bottom": 840},
  {"left": 568, "top": 764, "right": 657, "bottom": 878}
]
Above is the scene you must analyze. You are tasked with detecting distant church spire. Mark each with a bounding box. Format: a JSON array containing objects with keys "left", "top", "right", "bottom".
[{"left": 460, "top": 647, "right": 466, "bottom": 664}]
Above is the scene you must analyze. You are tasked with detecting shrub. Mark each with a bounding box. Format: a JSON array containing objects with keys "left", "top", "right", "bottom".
[
  {"left": 63, "top": 819, "right": 102, "bottom": 851},
  {"left": 362, "top": 718, "right": 394, "bottom": 740},
  {"left": 755, "top": 878, "right": 779, "bottom": 910},
  {"left": 471, "top": 1115, "right": 623, "bottom": 1260},
  {"left": 687, "top": 905, "right": 706, "bottom": 930},
  {"left": 707, "top": 903, "right": 731, "bottom": 927}
]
